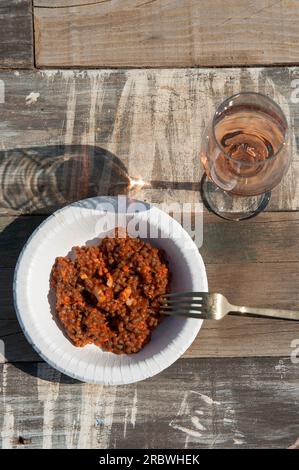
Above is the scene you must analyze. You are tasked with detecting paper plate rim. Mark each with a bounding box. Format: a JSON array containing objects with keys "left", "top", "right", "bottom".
[{"left": 13, "top": 196, "right": 208, "bottom": 385}]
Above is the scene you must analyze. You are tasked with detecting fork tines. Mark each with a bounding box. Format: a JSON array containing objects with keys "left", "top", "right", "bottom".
[{"left": 159, "top": 292, "right": 205, "bottom": 317}]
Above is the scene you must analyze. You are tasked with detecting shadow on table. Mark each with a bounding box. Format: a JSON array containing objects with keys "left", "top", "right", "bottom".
[
  {"left": 0, "top": 144, "right": 131, "bottom": 383},
  {"left": 0, "top": 144, "right": 131, "bottom": 214},
  {"left": 0, "top": 144, "right": 201, "bottom": 383}
]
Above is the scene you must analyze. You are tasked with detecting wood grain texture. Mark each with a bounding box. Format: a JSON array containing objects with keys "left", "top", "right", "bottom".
[
  {"left": 2, "top": 212, "right": 299, "bottom": 268},
  {"left": 1, "top": 66, "right": 299, "bottom": 449},
  {"left": 0, "top": 0, "right": 33, "bottom": 68},
  {"left": 33, "top": 0, "right": 299, "bottom": 67},
  {"left": 0, "top": 67, "right": 299, "bottom": 214},
  {"left": 2, "top": 212, "right": 299, "bottom": 361},
  {"left": 1, "top": 359, "right": 299, "bottom": 449},
  {"left": 2, "top": 313, "right": 299, "bottom": 362}
]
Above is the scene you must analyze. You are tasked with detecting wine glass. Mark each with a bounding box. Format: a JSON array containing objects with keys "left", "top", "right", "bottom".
[{"left": 200, "top": 92, "right": 290, "bottom": 220}]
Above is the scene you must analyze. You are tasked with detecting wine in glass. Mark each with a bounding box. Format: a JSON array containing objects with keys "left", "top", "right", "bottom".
[{"left": 200, "top": 92, "right": 290, "bottom": 220}]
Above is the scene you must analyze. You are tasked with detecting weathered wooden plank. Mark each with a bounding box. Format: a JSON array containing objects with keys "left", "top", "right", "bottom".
[
  {"left": 206, "top": 261, "right": 299, "bottom": 311},
  {"left": 0, "top": 0, "right": 33, "bottom": 68},
  {"left": 2, "top": 311, "right": 299, "bottom": 362},
  {"left": 202, "top": 212, "right": 299, "bottom": 265},
  {"left": 0, "top": 68, "right": 298, "bottom": 214},
  {"left": 2, "top": 262, "right": 299, "bottom": 360},
  {"left": 34, "top": 0, "right": 299, "bottom": 67},
  {"left": 2, "top": 212, "right": 299, "bottom": 360},
  {"left": 1, "top": 359, "right": 298, "bottom": 448},
  {"left": 2, "top": 212, "right": 299, "bottom": 268}
]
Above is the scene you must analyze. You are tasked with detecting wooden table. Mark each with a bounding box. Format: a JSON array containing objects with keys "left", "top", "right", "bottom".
[{"left": 1, "top": 1, "right": 299, "bottom": 449}]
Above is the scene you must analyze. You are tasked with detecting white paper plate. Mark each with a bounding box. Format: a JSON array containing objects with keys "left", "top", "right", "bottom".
[{"left": 13, "top": 197, "right": 208, "bottom": 385}]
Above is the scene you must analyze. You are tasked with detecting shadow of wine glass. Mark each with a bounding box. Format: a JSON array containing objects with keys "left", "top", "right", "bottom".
[{"left": 0, "top": 144, "right": 130, "bottom": 215}]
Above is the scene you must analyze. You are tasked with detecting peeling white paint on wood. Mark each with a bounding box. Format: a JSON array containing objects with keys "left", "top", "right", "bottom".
[
  {"left": 130, "top": 387, "right": 138, "bottom": 428},
  {"left": 1, "top": 364, "right": 14, "bottom": 449},
  {"left": 233, "top": 438, "right": 244, "bottom": 445},
  {"left": 288, "top": 437, "right": 299, "bottom": 449},
  {"left": 96, "top": 386, "right": 117, "bottom": 449},
  {"left": 195, "top": 392, "right": 221, "bottom": 406},
  {"left": 1, "top": 360, "right": 299, "bottom": 448},
  {"left": 191, "top": 416, "right": 206, "bottom": 431},
  {"left": 0, "top": 68, "right": 298, "bottom": 209},
  {"left": 1, "top": 403, "right": 14, "bottom": 449},
  {"left": 107, "top": 72, "right": 136, "bottom": 159},
  {"left": 37, "top": 364, "right": 61, "bottom": 449},
  {"left": 77, "top": 384, "right": 103, "bottom": 448},
  {"left": 275, "top": 359, "right": 290, "bottom": 380},
  {"left": 169, "top": 390, "right": 247, "bottom": 447},
  {"left": 123, "top": 407, "right": 129, "bottom": 439},
  {"left": 64, "top": 79, "right": 76, "bottom": 146},
  {"left": 171, "top": 425, "right": 203, "bottom": 438},
  {"left": 25, "top": 92, "right": 40, "bottom": 105},
  {"left": 72, "top": 384, "right": 118, "bottom": 449},
  {"left": 63, "top": 388, "right": 80, "bottom": 449},
  {"left": 85, "top": 74, "right": 99, "bottom": 147}
]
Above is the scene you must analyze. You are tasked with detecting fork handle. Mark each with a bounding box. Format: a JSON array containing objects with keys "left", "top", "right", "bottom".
[{"left": 230, "top": 305, "right": 299, "bottom": 321}]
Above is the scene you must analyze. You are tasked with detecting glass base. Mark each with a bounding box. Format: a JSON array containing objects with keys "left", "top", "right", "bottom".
[{"left": 200, "top": 174, "right": 271, "bottom": 221}]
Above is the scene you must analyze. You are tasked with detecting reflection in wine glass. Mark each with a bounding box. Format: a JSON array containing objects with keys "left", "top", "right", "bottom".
[{"left": 200, "top": 92, "right": 290, "bottom": 220}]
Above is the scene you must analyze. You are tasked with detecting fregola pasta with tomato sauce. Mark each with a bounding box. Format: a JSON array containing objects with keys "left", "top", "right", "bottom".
[{"left": 50, "top": 230, "right": 170, "bottom": 354}]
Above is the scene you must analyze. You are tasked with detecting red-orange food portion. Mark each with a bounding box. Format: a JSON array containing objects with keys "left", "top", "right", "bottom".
[{"left": 50, "top": 230, "right": 170, "bottom": 354}]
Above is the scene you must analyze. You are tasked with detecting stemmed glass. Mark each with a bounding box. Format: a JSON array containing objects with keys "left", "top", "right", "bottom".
[{"left": 200, "top": 92, "right": 290, "bottom": 220}]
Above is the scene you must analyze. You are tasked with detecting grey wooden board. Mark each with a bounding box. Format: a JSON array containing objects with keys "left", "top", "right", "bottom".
[
  {"left": 0, "top": 359, "right": 299, "bottom": 449},
  {"left": 0, "top": 0, "right": 33, "bottom": 68},
  {"left": 2, "top": 212, "right": 299, "bottom": 269},
  {"left": 2, "top": 212, "right": 299, "bottom": 360},
  {"left": 0, "top": 68, "right": 298, "bottom": 214},
  {"left": 2, "top": 314, "right": 299, "bottom": 362}
]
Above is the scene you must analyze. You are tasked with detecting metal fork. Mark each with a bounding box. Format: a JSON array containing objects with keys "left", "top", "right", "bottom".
[{"left": 160, "top": 292, "right": 299, "bottom": 321}]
